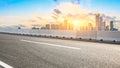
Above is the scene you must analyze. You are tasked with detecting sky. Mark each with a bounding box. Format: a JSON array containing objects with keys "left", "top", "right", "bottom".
[{"left": 0, "top": 0, "right": 120, "bottom": 26}]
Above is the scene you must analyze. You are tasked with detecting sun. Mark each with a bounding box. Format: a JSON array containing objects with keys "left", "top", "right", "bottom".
[
  {"left": 72, "top": 20, "right": 81, "bottom": 30},
  {"left": 73, "top": 20, "right": 80, "bottom": 26}
]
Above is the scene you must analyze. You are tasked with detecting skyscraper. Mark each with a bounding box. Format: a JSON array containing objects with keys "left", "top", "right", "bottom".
[
  {"left": 110, "top": 21, "right": 114, "bottom": 31},
  {"left": 88, "top": 23, "right": 93, "bottom": 31},
  {"left": 96, "top": 13, "right": 100, "bottom": 31},
  {"left": 102, "top": 21, "right": 106, "bottom": 31},
  {"left": 100, "top": 16, "right": 103, "bottom": 30}
]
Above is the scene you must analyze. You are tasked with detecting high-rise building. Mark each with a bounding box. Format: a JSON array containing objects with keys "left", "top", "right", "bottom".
[
  {"left": 96, "top": 13, "right": 100, "bottom": 31},
  {"left": 102, "top": 21, "right": 106, "bottom": 31},
  {"left": 88, "top": 23, "right": 93, "bottom": 31},
  {"left": 100, "top": 16, "right": 103, "bottom": 30},
  {"left": 64, "top": 19, "right": 68, "bottom": 30},
  {"left": 105, "top": 25, "right": 109, "bottom": 31},
  {"left": 110, "top": 21, "right": 114, "bottom": 31},
  {"left": 46, "top": 24, "right": 51, "bottom": 29}
]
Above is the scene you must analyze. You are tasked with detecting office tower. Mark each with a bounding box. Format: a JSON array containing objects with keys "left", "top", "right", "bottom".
[
  {"left": 105, "top": 25, "right": 109, "bottom": 31},
  {"left": 46, "top": 24, "right": 51, "bottom": 29},
  {"left": 100, "top": 16, "right": 103, "bottom": 30},
  {"left": 96, "top": 13, "right": 100, "bottom": 31},
  {"left": 110, "top": 21, "right": 114, "bottom": 31},
  {"left": 102, "top": 21, "right": 106, "bottom": 31},
  {"left": 88, "top": 23, "right": 93, "bottom": 31},
  {"left": 63, "top": 19, "right": 68, "bottom": 30},
  {"left": 69, "top": 23, "right": 73, "bottom": 30}
]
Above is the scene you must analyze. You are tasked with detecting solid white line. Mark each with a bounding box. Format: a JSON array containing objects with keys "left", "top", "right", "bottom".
[
  {"left": 0, "top": 61, "right": 13, "bottom": 68},
  {"left": 21, "top": 39, "right": 81, "bottom": 50}
]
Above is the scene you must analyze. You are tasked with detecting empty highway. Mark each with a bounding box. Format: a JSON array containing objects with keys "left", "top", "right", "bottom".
[{"left": 0, "top": 34, "right": 120, "bottom": 68}]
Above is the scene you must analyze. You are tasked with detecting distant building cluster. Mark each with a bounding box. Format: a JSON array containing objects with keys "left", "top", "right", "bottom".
[
  {"left": 40, "top": 21, "right": 94, "bottom": 31},
  {"left": 31, "top": 13, "right": 118, "bottom": 31},
  {"left": 41, "top": 19, "right": 74, "bottom": 30},
  {"left": 96, "top": 13, "right": 118, "bottom": 31}
]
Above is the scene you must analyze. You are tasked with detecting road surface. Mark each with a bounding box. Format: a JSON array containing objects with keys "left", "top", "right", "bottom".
[{"left": 0, "top": 34, "right": 120, "bottom": 68}]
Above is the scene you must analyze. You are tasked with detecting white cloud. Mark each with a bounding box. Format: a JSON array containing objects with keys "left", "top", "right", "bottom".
[{"left": 0, "top": 18, "right": 4, "bottom": 22}]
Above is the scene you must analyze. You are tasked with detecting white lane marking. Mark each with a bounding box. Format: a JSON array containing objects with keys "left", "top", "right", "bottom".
[
  {"left": 21, "top": 39, "right": 81, "bottom": 50},
  {"left": 0, "top": 61, "right": 13, "bottom": 68}
]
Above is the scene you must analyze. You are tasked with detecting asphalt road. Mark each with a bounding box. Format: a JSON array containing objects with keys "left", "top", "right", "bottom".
[{"left": 0, "top": 34, "right": 120, "bottom": 68}]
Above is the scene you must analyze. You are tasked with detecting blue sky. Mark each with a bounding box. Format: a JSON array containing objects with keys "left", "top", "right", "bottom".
[
  {"left": 88, "top": 0, "right": 120, "bottom": 15},
  {"left": 0, "top": 0, "right": 55, "bottom": 16},
  {"left": 0, "top": 0, "right": 120, "bottom": 26},
  {"left": 0, "top": 0, "right": 120, "bottom": 16}
]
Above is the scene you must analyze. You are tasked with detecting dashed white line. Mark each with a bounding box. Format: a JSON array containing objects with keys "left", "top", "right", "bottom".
[
  {"left": 0, "top": 61, "right": 13, "bottom": 68},
  {"left": 21, "top": 39, "right": 81, "bottom": 50}
]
